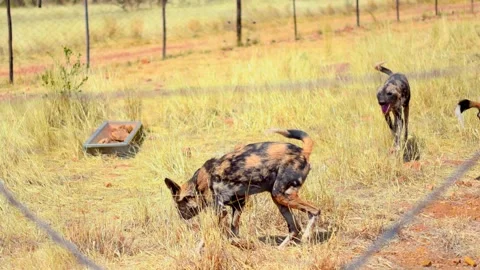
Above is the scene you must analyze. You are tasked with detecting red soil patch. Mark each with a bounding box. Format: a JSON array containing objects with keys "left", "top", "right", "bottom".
[
  {"left": 382, "top": 242, "right": 456, "bottom": 268},
  {"left": 424, "top": 195, "right": 480, "bottom": 220}
]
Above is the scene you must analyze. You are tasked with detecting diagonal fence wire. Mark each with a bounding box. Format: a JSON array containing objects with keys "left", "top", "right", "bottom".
[
  {"left": 344, "top": 150, "right": 480, "bottom": 270},
  {"left": 0, "top": 179, "right": 103, "bottom": 270}
]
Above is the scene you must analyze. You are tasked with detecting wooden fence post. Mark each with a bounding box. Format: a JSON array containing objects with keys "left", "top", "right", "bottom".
[
  {"left": 7, "top": 0, "right": 13, "bottom": 84},
  {"left": 435, "top": 0, "right": 438, "bottom": 16}
]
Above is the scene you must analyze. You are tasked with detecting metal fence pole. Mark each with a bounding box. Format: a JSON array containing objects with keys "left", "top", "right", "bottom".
[
  {"left": 396, "top": 0, "right": 400, "bottom": 21},
  {"left": 356, "top": 0, "right": 360, "bottom": 27},
  {"left": 6, "top": 0, "right": 13, "bottom": 84},
  {"left": 236, "top": 0, "right": 242, "bottom": 46},
  {"left": 162, "top": 0, "right": 167, "bottom": 59},
  {"left": 84, "top": 0, "right": 90, "bottom": 68},
  {"left": 293, "top": 0, "right": 298, "bottom": 40}
]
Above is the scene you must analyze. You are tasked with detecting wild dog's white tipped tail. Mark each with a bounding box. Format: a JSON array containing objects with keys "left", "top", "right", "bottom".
[
  {"left": 455, "top": 104, "right": 465, "bottom": 128},
  {"left": 265, "top": 128, "right": 283, "bottom": 135},
  {"left": 374, "top": 61, "right": 386, "bottom": 69},
  {"left": 265, "top": 128, "right": 278, "bottom": 134}
]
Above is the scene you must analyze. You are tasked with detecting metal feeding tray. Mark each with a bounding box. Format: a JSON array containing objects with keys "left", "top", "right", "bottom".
[{"left": 83, "top": 121, "right": 144, "bottom": 157}]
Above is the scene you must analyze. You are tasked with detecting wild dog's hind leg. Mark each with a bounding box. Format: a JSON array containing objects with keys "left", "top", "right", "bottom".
[
  {"left": 272, "top": 199, "right": 301, "bottom": 249},
  {"left": 272, "top": 171, "right": 320, "bottom": 247}
]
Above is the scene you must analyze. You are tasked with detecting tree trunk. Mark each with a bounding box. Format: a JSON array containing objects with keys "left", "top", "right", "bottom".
[
  {"left": 7, "top": 0, "right": 13, "bottom": 84},
  {"left": 162, "top": 0, "right": 167, "bottom": 59},
  {"left": 435, "top": 0, "right": 438, "bottom": 16},
  {"left": 356, "top": 0, "right": 360, "bottom": 27},
  {"left": 236, "top": 0, "right": 242, "bottom": 46},
  {"left": 293, "top": 0, "right": 297, "bottom": 40}
]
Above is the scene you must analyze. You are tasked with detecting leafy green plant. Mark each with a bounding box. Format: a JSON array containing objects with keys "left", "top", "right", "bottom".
[
  {"left": 41, "top": 47, "right": 88, "bottom": 97},
  {"left": 41, "top": 47, "right": 93, "bottom": 129}
]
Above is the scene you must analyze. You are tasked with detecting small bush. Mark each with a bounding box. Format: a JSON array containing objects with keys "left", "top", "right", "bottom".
[{"left": 38, "top": 47, "right": 106, "bottom": 154}]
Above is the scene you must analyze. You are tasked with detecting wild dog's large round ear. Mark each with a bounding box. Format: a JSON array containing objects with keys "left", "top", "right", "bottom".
[{"left": 164, "top": 178, "right": 181, "bottom": 196}]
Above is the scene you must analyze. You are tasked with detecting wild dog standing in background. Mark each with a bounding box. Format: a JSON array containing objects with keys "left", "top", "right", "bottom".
[
  {"left": 164, "top": 129, "right": 320, "bottom": 249},
  {"left": 455, "top": 99, "right": 480, "bottom": 128},
  {"left": 375, "top": 63, "right": 411, "bottom": 151}
]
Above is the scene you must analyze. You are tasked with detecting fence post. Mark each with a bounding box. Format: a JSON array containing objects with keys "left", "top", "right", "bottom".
[
  {"left": 84, "top": 0, "right": 90, "bottom": 69},
  {"left": 356, "top": 0, "right": 360, "bottom": 27},
  {"left": 396, "top": 0, "right": 400, "bottom": 21},
  {"left": 6, "top": 0, "right": 13, "bottom": 84},
  {"left": 162, "top": 0, "right": 167, "bottom": 59},
  {"left": 293, "top": 0, "right": 297, "bottom": 40},
  {"left": 236, "top": 0, "right": 242, "bottom": 46},
  {"left": 435, "top": 0, "right": 438, "bottom": 16}
]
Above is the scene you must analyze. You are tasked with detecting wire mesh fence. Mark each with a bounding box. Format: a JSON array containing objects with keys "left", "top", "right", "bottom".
[{"left": 0, "top": 0, "right": 478, "bottom": 82}]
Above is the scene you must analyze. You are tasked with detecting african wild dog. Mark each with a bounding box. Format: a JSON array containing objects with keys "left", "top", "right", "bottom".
[
  {"left": 455, "top": 99, "right": 480, "bottom": 127},
  {"left": 375, "top": 63, "right": 411, "bottom": 151},
  {"left": 164, "top": 129, "right": 320, "bottom": 248}
]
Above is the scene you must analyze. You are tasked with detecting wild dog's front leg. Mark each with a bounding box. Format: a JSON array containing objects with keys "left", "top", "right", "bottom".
[
  {"left": 230, "top": 197, "right": 246, "bottom": 237},
  {"left": 384, "top": 113, "right": 394, "bottom": 134},
  {"left": 213, "top": 195, "right": 229, "bottom": 234},
  {"left": 403, "top": 105, "right": 409, "bottom": 144},
  {"left": 393, "top": 110, "right": 403, "bottom": 151}
]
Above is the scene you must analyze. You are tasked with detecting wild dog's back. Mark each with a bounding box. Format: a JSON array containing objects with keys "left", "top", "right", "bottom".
[{"left": 205, "top": 129, "right": 313, "bottom": 195}]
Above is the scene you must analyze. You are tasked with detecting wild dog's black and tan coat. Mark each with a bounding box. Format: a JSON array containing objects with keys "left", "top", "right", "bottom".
[
  {"left": 165, "top": 129, "right": 319, "bottom": 248},
  {"left": 375, "top": 63, "right": 411, "bottom": 151}
]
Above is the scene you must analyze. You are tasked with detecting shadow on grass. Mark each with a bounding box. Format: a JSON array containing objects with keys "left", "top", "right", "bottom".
[{"left": 258, "top": 228, "right": 335, "bottom": 247}]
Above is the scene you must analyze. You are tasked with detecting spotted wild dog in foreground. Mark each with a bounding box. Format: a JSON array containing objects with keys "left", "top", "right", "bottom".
[
  {"left": 164, "top": 129, "right": 320, "bottom": 248},
  {"left": 375, "top": 62, "right": 411, "bottom": 151},
  {"left": 455, "top": 99, "right": 480, "bottom": 127}
]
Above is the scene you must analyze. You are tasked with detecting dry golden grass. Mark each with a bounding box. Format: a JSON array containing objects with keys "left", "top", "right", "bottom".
[{"left": 1, "top": 5, "right": 480, "bottom": 270}]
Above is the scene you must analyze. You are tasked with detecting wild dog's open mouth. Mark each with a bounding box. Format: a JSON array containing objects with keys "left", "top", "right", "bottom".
[{"left": 381, "top": 104, "right": 391, "bottom": 114}]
